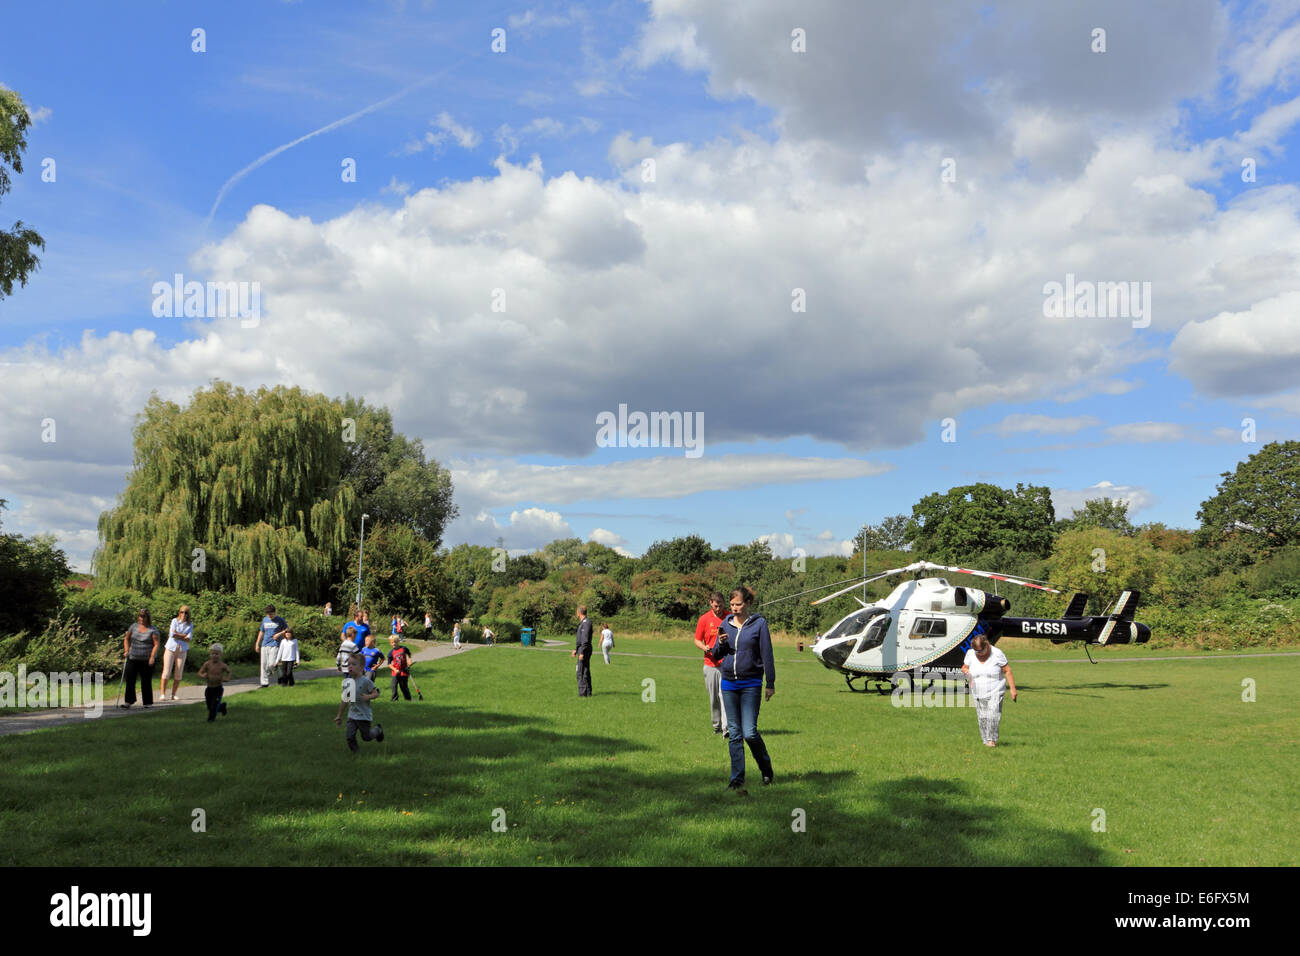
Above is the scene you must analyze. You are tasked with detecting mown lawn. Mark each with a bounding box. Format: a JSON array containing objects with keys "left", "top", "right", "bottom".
[{"left": 0, "top": 638, "right": 1295, "bottom": 865}]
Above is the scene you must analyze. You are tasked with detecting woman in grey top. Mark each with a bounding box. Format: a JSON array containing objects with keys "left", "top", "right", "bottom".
[{"left": 120, "top": 609, "right": 161, "bottom": 708}]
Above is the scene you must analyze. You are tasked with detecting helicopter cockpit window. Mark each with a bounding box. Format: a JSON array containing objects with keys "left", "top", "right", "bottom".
[{"left": 824, "top": 608, "right": 885, "bottom": 644}]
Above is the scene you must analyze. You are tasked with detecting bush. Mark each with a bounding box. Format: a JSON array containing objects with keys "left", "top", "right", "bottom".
[{"left": 8, "top": 615, "right": 120, "bottom": 675}]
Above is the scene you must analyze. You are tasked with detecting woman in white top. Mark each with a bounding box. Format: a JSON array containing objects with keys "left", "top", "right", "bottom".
[
  {"left": 160, "top": 605, "right": 194, "bottom": 701},
  {"left": 961, "top": 634, "right": 1017, "bottom": 747},
  {"left": 453, "top": 622, "right": 462, "bottom": 648},
  {"left": 600, "top": 623, "right": 614, "bottom": 664}
]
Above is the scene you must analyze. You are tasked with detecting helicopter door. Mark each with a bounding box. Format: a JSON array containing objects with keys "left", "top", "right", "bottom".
[{"left": 856, "top": 613, "right": 890, "bottom": 654}]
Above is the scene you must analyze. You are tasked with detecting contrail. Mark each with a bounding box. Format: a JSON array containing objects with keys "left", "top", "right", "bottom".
[{"left": 205, "top": 56, "right": 473, "bottom": 225}]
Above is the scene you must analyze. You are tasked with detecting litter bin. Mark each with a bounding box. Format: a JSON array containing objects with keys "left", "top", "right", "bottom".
[{"left": 521, "top": 627, "right": 535, "bottom": 647}]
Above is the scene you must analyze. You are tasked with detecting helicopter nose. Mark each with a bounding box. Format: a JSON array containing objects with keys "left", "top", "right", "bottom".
[{"left": 817, "top": 639, "right": 853, "bottom": 670}]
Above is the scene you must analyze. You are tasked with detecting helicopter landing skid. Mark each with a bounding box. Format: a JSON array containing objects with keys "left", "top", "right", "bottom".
[{"left": 845, "top": 673, "right": 895, "bottom": 695}]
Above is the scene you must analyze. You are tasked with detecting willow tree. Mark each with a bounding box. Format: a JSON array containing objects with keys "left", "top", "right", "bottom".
[{"left": 95, "top": 382, "right": 357, "bottom": 600}]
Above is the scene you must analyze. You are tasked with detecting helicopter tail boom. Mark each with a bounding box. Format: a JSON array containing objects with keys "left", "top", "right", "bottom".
[{"left": 995, "top": 591, "right": 1150, "bottom": 645}]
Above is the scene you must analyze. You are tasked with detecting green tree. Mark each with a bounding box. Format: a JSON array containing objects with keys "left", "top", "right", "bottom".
[
  {"left": 94, "top": 382, "right": 357, "bottom": 600},
  {"left": 443, "top": 543, "right": 497, "bottom": 621},
  {"left": 1049, "top": 528, "right": 1166, "bottom": 614},
  {"left": 578, "top": 574, "right": 625, "bottom": 618},
  {"left": 1197, "top": 441, "right": 1300, "bottom": 552},
  {"left": 1057, "top": 498, "right": 1135, "bottom": 535},
  {"left": 489, "top": 578, "right": 570, "bottom": 631},
  {"left": 339, "top": 396, "right": 457, "bottom": 545},
  {"left": 541, "top": 537, "right": 590, "bottom": 570},
  {"left": 906, "top": 483, "right": 1055, "bottom": 560},
  {"left": 1137, "top": 522, "right": 1194, "bottom": 554},
  {"left": 722, "top": 539, "right": 773, "bottom": 587},
  {"left": 502, "top": 553, "right": 549, "bottom": 587},
  {"left": 857, "top": 514, "right": 911, "bottom": 551},
  {"left": 0, "top": 500, "right": 71, "bottom": 635},
  {"left": 338, "top": 522, "right": 451, "bottom": 623},
  {"left": 0, "top": 87, "right": 44, "bottom": 299},
  {"left": 585, "top": 541, "right": 635, "bottom": 583},
  {"left": 641, "top": 534, "right": 714, "bottom": 575}
]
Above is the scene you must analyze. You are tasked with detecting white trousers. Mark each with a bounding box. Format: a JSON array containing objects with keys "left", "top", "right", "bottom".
[
  {"left": 975, "top": 692, "right": 1004, "bottom": 743},
  {"left": 704, "top": 666, "right": 725, "bottom": 731},
  {"left": 260, "top": 646, "right": 280, "bottom": 686}
]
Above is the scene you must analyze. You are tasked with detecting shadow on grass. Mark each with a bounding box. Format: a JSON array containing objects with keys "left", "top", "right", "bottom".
[
  {"left": 1028, "top": 682, "right": 1170, "bottom": 692},
  {"left": 0, "top": 698, "right": 1103, "bottom": 866}
]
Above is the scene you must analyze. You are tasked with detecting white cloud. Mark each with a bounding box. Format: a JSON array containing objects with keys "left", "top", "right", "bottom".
[
  {"left": 985, "top": 414, "right": 1101, "bottom": 437},
  {"left": 450, "top": 455, "right": 894, "bottom": 509},
  {"left": 461, "top": 506, "right": 573, "bottom": 550},
  {"left": 399, "top": 112, "right": 481, "bottom": 155},
  {"left": 382, "top": 175, "right": 411, "bottom": 196},
  {"left": 1051, "top": 481, "right": 1156, "bottom": 519},
  {"left": 587, "top": 527, "right": 636, "bottom": 557},
  {"left": 1169, "top": 290, "right": 1300, "bottom": 397},
  {"left": 11, "top": 3, "right": 1300, "bottom": 561},
  {"left": 1105, "top": 422, "right": 1189, "bottom": 443}
]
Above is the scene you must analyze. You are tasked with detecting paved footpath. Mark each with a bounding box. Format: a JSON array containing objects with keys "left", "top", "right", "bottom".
[{"left": 0, "top": 642, "right": 478, "bottom": 737}]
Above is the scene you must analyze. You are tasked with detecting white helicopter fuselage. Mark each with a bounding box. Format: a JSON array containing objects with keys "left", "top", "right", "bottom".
[{"left": 812, "top": 577, "right": 988, "bottom": 676}]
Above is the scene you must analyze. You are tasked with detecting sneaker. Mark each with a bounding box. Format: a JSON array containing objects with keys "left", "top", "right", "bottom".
[
  {"left": 219, "top": 702, "right": 227, "bottom": 715},
  {"left": 171, "top": 694, "right": 179, "bottom": 701},
  {"left": 373, "top": 724, "right": 384, "bottom": 742},
  {"left": 727, "top": 781, "right": 748, "bottom": 796},
  {"left": 118, "top": 703, "right": 131, "bottom": 709},
  {"left": 762, "top": 774, "right": 774, "bottom": 786}
]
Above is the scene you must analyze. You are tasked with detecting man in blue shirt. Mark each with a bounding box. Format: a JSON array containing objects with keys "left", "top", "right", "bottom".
[
  {"left": 340, "top": 609, "right": 371, "bottom": 649},
  {"left": 254, "top": 605, "right": 288, "bottom": 688}
]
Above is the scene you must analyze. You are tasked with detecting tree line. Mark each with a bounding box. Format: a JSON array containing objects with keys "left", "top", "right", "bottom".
[{"left": 4, "top": 380, "right": 1299, "bottom": 665}]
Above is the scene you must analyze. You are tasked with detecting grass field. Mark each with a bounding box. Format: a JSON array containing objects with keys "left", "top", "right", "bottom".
[{"left": 1, "top": 637, "right": 1295, "bottom": 866}]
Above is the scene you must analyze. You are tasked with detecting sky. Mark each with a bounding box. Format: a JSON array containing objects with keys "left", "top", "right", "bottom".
[{"left": 3, "top": 0, "right": 1300, "bottom": 572}]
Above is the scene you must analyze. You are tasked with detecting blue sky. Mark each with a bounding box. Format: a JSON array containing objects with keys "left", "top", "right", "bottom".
[{"left": 4, "top": 0, "right": 1300, "bottom": 569}]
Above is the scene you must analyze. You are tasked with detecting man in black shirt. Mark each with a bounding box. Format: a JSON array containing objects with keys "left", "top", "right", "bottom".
[{"left": 572, "top": 605, "right": 593, "bottom": 697}]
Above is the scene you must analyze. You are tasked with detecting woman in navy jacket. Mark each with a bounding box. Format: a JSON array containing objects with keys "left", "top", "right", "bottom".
[{"left": 708, "top": 586, "right": 775, "bottom": 794}]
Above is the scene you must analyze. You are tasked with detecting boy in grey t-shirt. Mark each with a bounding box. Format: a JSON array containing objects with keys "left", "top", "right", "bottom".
[{"left": 333, "top": 656, "right": 384, "bottom": 752}]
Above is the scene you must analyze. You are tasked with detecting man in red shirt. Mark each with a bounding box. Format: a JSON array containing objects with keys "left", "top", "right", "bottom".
[{"left": 694, "top": 592, "right": 727, "bottom": 735}]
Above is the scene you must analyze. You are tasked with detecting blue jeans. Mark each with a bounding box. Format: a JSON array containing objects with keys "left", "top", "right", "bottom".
[{"left": 722, "top": 685, "right": 773, "bottom": 785}]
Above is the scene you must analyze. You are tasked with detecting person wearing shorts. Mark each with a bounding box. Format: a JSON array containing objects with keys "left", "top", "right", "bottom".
[
  {"left": 160, "top": 605, "right": 193, "bottom": 701},
  {"left": 335, "top": 656, "right": 384, "bottom": 752},
  {"left": 197, "top": 643, "right": 230, "bottom": 722}
]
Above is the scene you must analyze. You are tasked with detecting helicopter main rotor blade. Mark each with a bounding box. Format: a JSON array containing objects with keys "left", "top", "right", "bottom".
[
  {"left": 809, "top": 562, "right": 927, "bottom": 606},
  {"left": 919, "top": 562, "right": 1062, "bottom": 594},
  {"left": 758, "top": 575, "right": 881, "bottom": 609}
]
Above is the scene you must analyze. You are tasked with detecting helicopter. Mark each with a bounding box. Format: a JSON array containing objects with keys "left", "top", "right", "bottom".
[{"left": 790, "top": 561, "right": 1151, "bottom": 694}]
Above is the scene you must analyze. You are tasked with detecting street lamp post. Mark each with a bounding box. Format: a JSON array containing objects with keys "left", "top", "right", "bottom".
[{"left": 356, "top": 513, "right": 370, "bottom": 610}]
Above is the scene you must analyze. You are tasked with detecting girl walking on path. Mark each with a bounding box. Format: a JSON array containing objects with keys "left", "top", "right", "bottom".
[{"left": 160, "top": 605, "right": 193, "bottom": 701}]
